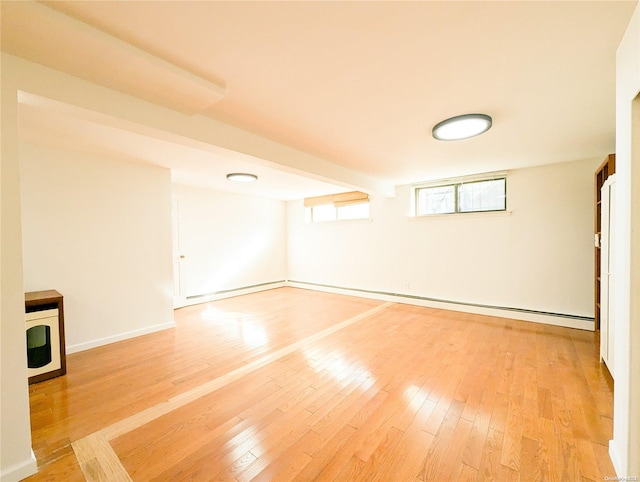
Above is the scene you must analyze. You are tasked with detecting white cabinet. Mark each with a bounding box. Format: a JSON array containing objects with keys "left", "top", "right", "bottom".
[
  {"left": 26, "top": 309, "right": 61, "bottom": 378},
  {"left": 25, "top": 290, "right": 66, "bottom": 383},
  {"left": 600, "top": 174, "right": 616, "bottom": 377}
]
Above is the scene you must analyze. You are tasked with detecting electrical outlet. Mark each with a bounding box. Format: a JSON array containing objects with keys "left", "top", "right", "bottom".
[{"left": 404, "top": 282, "right": 410, "bottom": 290}]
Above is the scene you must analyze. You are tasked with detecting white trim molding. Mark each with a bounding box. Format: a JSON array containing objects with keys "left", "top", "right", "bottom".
[
  {"left": 180, "top": 280, "right": 286, "bottom": 308},
  {"left": 66, "top": 321, "right": 176, "bottom": 354},
  {"left": 0, "top": 450, "right": 37, "bottom": 482},
  {"left": 287, "top": 280, "right": 594, "bottom": 331},
  {"left": 609, "top": 439, "right": 623, "bottom": 479}
]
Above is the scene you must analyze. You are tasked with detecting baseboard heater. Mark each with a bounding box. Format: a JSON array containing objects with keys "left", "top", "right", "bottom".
[
  {"left": 186, "top": 280, "right": 286, "bottom": 300},
  {"left": 286, "top": 280, "right": 594, "bottom": 323}
]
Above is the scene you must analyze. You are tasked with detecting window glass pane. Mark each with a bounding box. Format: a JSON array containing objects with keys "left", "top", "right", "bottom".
[
  {"left": 337, "top": 203, "right": 369, "bottom": 220},
  {"left": 458, "top": 179, "right": 506, "bottom": 213},
  {"left": 417, "top": 185, "right": 455, "bottom": 215},
  {"left": 312, "top": 204, "right": 337, "bottom": 222}
]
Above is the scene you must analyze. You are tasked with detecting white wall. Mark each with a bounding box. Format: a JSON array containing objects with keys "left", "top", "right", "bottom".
[
  {"left": 288, "top": 158, "right": 599, "bottom": 324},
  {"left": 1, "top": 54, "right": 38, "bottom": 482},
  {"left": 631, "top": 93, "right": 640, "bottom": 477},
  {"left": 20, "top": 143, "right": 175, "bottom": 353},
  {"left": 172, "top": 184, "right": 286, "bottom": 302},
  {"left": 612, "top": 1, "right": 640, "bottom": 476}
]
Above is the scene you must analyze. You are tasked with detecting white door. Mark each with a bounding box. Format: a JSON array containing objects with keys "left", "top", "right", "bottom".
[
  {"left": 600, "top": 175, "right": 616, "bottom": 377},
  {"left": 172, "top": 199, "right": 187, "bottom": 308}
]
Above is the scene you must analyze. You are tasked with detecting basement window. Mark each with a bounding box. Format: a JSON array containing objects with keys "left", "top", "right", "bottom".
[
  {"left": 304, "top": 191, "right": 370, "bottom": 223},
  {"left": 309, "top": 204, "right": 337, "bottom": 222},
  {"left": 413, "top": 173, "right": 506, "bottom": 216}
]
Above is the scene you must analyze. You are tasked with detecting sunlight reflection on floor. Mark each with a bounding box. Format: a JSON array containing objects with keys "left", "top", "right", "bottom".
[
  {"left": 200, "top": 306, "right": 270, "bottom": 348},
  {"left": 303, "top": 348, "right": 375, "bottom": 390}
]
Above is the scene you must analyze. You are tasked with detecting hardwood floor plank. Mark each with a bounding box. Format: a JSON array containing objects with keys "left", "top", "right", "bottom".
[
  {"left": 24, "top": 288, "right": 616, "bottom": 481},
  {"left": 489, "top": 391, "right": 509, "bottom": 435},
  {"left": 311, "top": 382, "right": 385, "bottom": 436},
  {"left": 212, "top": 450, "right": 258, "bottom": 481},
  {"left": 455, "top": 462, "right": 479, "bottom": 482},
  {"left": 391, "top": 379, "right": 431, "bottom": 433},
  {"left": 289, "top": 424, "right": 357, "bottom": 481},
  {"left": 113, "top": 372, "right": 278, "bottom": 460},
  {"left": 333, "top": 455, "right": 366, "bottom": 482},
  {"left": 592, "top": 439, "right": 617, "bottom": 479},
  {"left": 250, "top": 449, "right": 313, "bottom": 482},
  {"left": 522, "top": 395, "right": 538, "bottom": 440},
  {"left": 576, "top": 438, "right": 604, "bottom": 481},
  {"left": 23, "top": 449, "right": 85, "bottom": 482},
  {"left": 441, "top": 416, "right": 474, "bottom": 480},
  {"left": 72, "top": 433, "right": 131, "bottom": 482},
  {"left": 202, "top": 378, "right": 341, "bottom": 478},
  {"left": 417, "top": 399, "right": 464, "bottom": 480},
  {"left": 308, "top": 389, "right": 398, "bottom": 475},
  {"left": 462, "top": 411, "right": 490, "bottom": 470},
  {"left": 518, "top": 436, "right": 539, "bottom": 482},
  {"left": 537, "top": 417, "right": 559, "bottom": 482},
  {"left": 476, "top": 428, "right": 504, "bottom": 482},
  {"left": 378, "top": 428, "right": 435, "bottom": 481},
  {"left": 499, "top": 388, "right": 524, "bottom": 470}
]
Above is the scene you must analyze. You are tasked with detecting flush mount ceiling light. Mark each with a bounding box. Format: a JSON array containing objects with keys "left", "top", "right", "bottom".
[
  {"left": 226, "top": 173, "right": 258, "bottom": 183},
  {"left": 432, "top": 113, "right": 492, "bottom": 141}
]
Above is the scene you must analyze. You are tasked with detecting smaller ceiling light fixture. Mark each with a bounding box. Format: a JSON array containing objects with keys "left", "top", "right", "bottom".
[
  {"left": 432, "top": 113, "right": 492, "bottom": 141},
  {"left": 226, "top": 173, "right": 258, "bottom": 183}
]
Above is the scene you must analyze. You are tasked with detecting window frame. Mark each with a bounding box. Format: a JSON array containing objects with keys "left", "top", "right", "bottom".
[
  {"left": 415, "top": 183, "right": 457, "bottom": 215},
  {"left": 303, "top": 191, "right": 371, "bottom": 223},
  {"left": 305, "top": 201, "right": 370, "bottom": 223},
  {"left": 308, "top": 203, "right": 337, "bottom": 223},
  {"left": 413, "top": 174, "right": 507, "bottom": 217},
  {"left": 336, "top": 201, "right": 370, "bottom": 221}
]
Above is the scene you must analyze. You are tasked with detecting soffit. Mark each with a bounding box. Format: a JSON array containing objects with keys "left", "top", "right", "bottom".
[{"left": 2, "top": 0, "right": 636, "bottom": 194}]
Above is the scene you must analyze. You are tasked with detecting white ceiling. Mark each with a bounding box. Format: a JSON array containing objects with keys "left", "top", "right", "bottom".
[
  {"left": 2, "top": 1, "right": 636, "bottom": 200},
  {"left": 17, "top": 97, "right": 351, "bottom": 200}
]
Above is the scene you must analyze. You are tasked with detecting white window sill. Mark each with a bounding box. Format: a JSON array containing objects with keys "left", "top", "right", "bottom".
[
  {"left": 305, "top": 218, "right": 373, "bottom": 225},
  {"left": 408, "top": 210, "right": 512, "bottom": 221}
]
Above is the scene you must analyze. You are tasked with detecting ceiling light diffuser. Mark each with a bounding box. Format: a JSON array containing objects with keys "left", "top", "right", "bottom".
[
  {"left": 432, "top": 113, "right": 492, "bottom": 141},
  {"left": 226, "top": 173, "right": 258, "bottom": 183}
]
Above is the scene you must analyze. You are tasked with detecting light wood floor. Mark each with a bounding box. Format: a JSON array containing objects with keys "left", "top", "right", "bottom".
[{"left": 25, "top": 287, "right": 614, "bottom": 481}]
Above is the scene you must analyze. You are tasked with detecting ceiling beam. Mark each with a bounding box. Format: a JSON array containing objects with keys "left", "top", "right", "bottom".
[
  {"left": 3, "top": 1, "right": 226, "bottom": 115},
  {"left": 7, "top": 54, "right": 395, "bottom": 197}
]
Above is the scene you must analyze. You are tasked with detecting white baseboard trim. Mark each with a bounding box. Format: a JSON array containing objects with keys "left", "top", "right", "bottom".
[
  {"left": 0, "top": 449, "right": 37, "bottom": 482},
  {"left": 286, "top": 281, "right": 595, "bottom": 331},
  {"left": 66, "top": 320, "right": 177, "bottom": 354},
  {"left": 609, "top": 439, "right": 623, "bottom": 478},
  {"left": 178, "top": 281, "right": 286, "bottom": 308}
]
